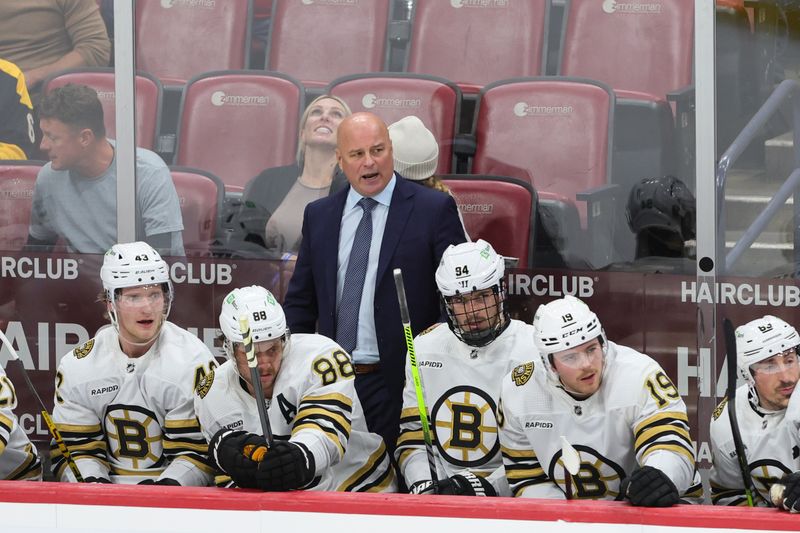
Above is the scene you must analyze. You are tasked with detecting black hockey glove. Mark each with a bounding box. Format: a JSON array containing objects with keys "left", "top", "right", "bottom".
[
  {"left": 779, "top": 471, "right": 800, "bottom": 512},
  {"left": 438, "top": 472, "right": 497, "bottom": 497},
  {"left": 253, "top": 441, "right": 316, "bottom": 492},
  {"left": 408, "top": 472, "right": 496, "bottom": 496},
  {"left": 138, "top": 478, "right": 181, "bottom": 486},
  {"left": 84, "top": 476, "right": 111, "bottom": 484},
  {"left": 209, "top": 428, "right": 265, "bottom": 489},
  {"left": 624, "top": 466, "right": 679, "bottom": 507}
]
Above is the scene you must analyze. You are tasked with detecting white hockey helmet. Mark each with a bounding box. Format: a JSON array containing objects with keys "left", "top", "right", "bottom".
[
  {"left": 736, "top": 315, "right": 800, "bottom": 388},
  {"left": 533, "top": 295, "right": 606, "bottom": 384},
  {"left": 435, "top": 239, "right": 508, "bottom": 347},
  {"left": 219, "top": 285, "right": 290, "bottom": 362},
  {"left": 101, "top": 242, "right": 173, "bottom": 326}
]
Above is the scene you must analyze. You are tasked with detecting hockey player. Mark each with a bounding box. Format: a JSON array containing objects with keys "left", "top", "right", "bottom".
[
  {"left": 710, "top": 315, "right": 800, "bottom": 509},
  {"left": 395, "top": 240, "right": 536, "bottom": 496},
  {"left": 50, "top": 242, "right": 217, "bottom": 485},
  {"left": 499, "top": 295, "right": 703, "bottom": 506},
  {"left": 196, "top": 285, "right": 396, "bottom": 492},
  {"left": 0, "top": 365, "right": 42, "bottom": 480}
]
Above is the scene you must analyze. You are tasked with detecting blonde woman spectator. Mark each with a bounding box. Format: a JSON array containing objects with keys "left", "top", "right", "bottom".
[{"left": 388, "top": 116, "right": 470, "bottom": 240}]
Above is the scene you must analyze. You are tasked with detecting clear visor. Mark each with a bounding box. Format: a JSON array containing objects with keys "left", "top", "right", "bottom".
[
  {"left": 551, "top": 340, "right": 604, "bottom": 369},
  {"left": 111, "top": 284, "right": 172, "bottom": 315},
  {"left": 750, "top": 348, "right": 800, "bottom": 375}
]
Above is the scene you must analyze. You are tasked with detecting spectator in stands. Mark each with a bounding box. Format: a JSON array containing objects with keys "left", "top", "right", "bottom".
[
  {"left": 499, "top": 295, "right": 703, "bottom": 505},
  {"left": 283, "top": 112, "right": 466, "bottom": 450},
  {"left": 388, "top": 115, "right": 469, "bottom": 240},
  {"left": 0, "top": 58, "right": 36, "bottom": 160},
  {"left": 710, "top": 315, "right": 800, "bottom": 508},
  {"left": 27, "top": 84, "right": 185, "bottom": 256},
  {"left": 236, "top": 95, "right": 351, "bottom": 258},
  {"left": 0, "top": 1, "right": 110, "bottom": 92}
]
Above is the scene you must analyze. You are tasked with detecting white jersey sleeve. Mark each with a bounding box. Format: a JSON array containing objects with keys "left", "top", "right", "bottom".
[
  {"left": 0, "top": 367, "right": 41, "bottom": 480},
  {"left": 633, "top": 363, "right": 696, "bottom": 494},
  {"left": 51, "top": 339, "right": 111, "bottom": 482}
]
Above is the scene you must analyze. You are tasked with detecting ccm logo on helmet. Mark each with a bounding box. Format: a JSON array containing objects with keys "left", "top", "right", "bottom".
[
  {"left": 525, "top": 421, "right": 554, "bottom": 429},
  {"left": 562, "top": 327, "right": 585, "bottom": 338}
]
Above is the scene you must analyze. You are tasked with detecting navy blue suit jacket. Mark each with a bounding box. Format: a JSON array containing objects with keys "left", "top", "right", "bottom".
[{"left": 284, "top": 176, "right": 466, "bottom": 404}]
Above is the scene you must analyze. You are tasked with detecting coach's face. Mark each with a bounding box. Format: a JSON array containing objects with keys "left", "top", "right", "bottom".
[{"left": 336, "top": 113, "right": 394, "bottom": 198}]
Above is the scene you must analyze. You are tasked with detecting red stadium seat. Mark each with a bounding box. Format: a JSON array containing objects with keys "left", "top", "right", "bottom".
[
  {"left": 134, "top": 0, "right": 252, "bottom": 87},
  {"left": 266, "top": 0, "right": 392, "bottom": 88},
  {"left": 169, "top": 166, "right": 224, "bottom": 257},
  {"left": 41, "top": 68, "right": 162, "bottom": 151},
  {"left": 404, "top": 0, "right": 550, "bottom": 94},
  {"left": 328, "top": 73, "right": 461, "bottom": 174},
  {"left": 174, "top": 71, "right": 303, "bottom": 192},
  {"left": 0, "top": 161, "right": 43, "bottom": 252},
  {"left": 470, "top": 78, "right": 617, "bottom": 267},
  {"left": 440, "top": 175, "right": 536, "bottom": 269}
]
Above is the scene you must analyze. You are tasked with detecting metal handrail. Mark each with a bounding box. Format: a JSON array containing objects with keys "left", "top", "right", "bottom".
[{"left": 716, "top": 79, "right": 800, "bottom": 272}]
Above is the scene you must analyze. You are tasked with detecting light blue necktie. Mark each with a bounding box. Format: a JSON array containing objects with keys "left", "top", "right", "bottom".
[{"left": 336, "top": 197, "right": 378, "bottom": 354}]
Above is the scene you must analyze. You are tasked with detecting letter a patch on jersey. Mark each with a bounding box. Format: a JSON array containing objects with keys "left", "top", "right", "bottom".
[
  {"left": 512, "top": 362, "right": 534, "bottom": 386},
  {"left": 73, "top": 339, "right": 95, "bottom": 359}
]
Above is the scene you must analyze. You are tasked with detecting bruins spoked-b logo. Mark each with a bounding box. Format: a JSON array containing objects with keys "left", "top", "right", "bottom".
[
  {"left": 431, "top": 385, "right": 500, "bottom": 468},
  {"left": 512, "top": 362, "right": 534, "bottom": 386},
  {"left": 104, "top": 404, "right": 163, "bottom": 470},
  {"left": 548, "top": 445, "right": 626, "bottom": 500}
]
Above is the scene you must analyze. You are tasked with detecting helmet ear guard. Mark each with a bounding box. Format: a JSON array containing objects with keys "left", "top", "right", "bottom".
[{"left": 435, "top": 240, "right": 509, "bottom": 347}]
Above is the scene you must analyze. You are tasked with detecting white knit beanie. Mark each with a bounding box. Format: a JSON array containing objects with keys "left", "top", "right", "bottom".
[{"left": 388, "top": 116, "right": 439, "bottom": 181}]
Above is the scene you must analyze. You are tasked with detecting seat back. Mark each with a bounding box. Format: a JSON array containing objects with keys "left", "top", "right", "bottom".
[
  {"left": 42, "top": 68, "right": 162, "bottom": 150},
  {"left": 472, "top": 78, "right": 614, "bottom": 226},
  {"left": 267, "top": 0, "right": 391, "bottom": 87},
  {"left": 174, "top": 71, "right": 303, "bottom": 191},
  {"left": 0, "top": 161, "right": 43, "bottom": 251},
  {"left": 169, "top": 166, "right": 224, "bottom": 257},
  {"left": 440, "top": 175, "right": 536, "bottom": 268},
  {"left": 134, "top": 0, "right": 252, "bottom": 86},
  {"left": 406, "top": 0, "right": 550, "bottom": 93},
  {"left": 558, "top": 0, "right": 693, "bottom": 98},
  {"left": 328, "top": 73, "right": 461, "bottom": 174}
]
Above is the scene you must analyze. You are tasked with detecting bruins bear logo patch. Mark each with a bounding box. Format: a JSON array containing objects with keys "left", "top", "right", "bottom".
[
  {"left": 512, "top": 362, "right": 534, "bottom": 386},
  {"left": 196, "top": 370, "right": 215, "bottom": 399},
  {"left": 418, "top": 323, "right": 442, "bottom": 337},
  {"left": 712, "top": 396, "right": 728, "bottom": 421},
  {"left": 73, "top": 339, "right": 95, "bottom": 359}
]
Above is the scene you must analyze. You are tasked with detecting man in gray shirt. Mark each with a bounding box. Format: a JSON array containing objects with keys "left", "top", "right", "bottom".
[{"left": 27, "top": 83, "right": 184, "bottom": 255}]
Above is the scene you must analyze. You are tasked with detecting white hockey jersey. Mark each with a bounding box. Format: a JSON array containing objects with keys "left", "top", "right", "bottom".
[
  {"left": 395, "top": 320, "right": 536, "bottom": 496},
  {"left": 51, "top": 322, "right": 218, "bottom": 485},
  {"left": 0, "top": 365, "right": 41, "bottom": 480},
  {"left": 194, "top": 333, "right": 397, "bottom": 492},
  {"left": 499, "top": 340, "right": 703, "bottom": 502},
  {"left": 710, "top": 384, "right": 800, "bottom": 506}
]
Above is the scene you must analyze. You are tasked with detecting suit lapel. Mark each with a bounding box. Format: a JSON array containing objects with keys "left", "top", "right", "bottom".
[
  {"left": 377, "top": 178, "right": 415, "bottom": 284},
  {"left": 323, "top": 187, "right": 349, "bottom": 310}
]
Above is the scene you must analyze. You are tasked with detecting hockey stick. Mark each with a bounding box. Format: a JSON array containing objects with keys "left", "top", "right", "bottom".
[
  {"left": 0, "top": 328, "right": 84, "bottom": 482},
  {"left": 723, "top": 317, "right": 755, "bottom": 507},
  {"left": 560, "top": 435, "right": 580, "bottom": 500},
  {"left": 394, "top": 268, "right": 439, "bottom": 494},
  {"left": 239, "top": 316, "right": 273, "bottom": 448}
]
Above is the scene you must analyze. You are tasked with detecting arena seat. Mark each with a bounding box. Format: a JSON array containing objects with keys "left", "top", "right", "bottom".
[
  {"left": 328, "top": 73, "right": 461, "bottom": 174},
  {"left": 173, "top": 71, "right": 303, "bottom": 192},
  {"left": 469, "top": 77, "right": 617, "bottom": 268},
  {"left": 403, "top": 0, "right": 550, "bottom": 94},
  {"left": 134, "top": 0, "right": 252, "bottom": 87},
  {"left": 0, "top": 161, "right": 43, "bottom": 252},
  {"left": 266, "top": 0, "right": 392, "bottom": 88},
  {"left": 41, "top": 68, "right": 162, "bottom": 151},
  {"left": 169, "top": 166, "right": 224, "bottom": 257},
  {"left": 440, "top": 175, "right": 536, "bottom": 269},
  {"left": 557, "top": 0, "right": 694, "bottom": 188}
]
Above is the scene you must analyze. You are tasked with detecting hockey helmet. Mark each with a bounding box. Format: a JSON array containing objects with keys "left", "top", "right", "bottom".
[
  {"left": 435, "top": 239, "right": 508, "bottom": 347},
  {"left": 736, "top": 315, "right": 800, "bottom": 389},
  {"left": 626, "top": 175, "right": 696, "bottom": 242},
  {"left": 101, "top": 242, "right": 173, "bottom": 328},
  {"left": 533, "top": 295, "right": 607, "bottom": 385},
  {"left": 219, "top": 285, "right": 290, "bottom": 361}
]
